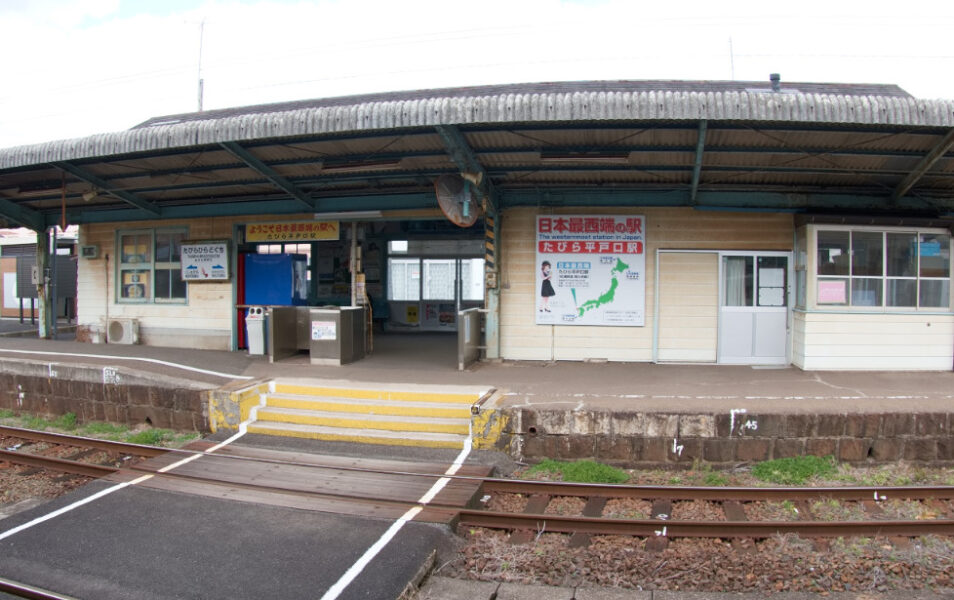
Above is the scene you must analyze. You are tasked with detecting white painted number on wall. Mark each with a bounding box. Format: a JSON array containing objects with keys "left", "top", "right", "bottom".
[{"left": 103, "top": 367, "right": 121, "bottom": 385}]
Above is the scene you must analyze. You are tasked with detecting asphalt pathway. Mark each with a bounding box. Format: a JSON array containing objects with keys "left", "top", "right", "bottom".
[{"left": 0, "top": 462, "right": 450, "bottom": 600}]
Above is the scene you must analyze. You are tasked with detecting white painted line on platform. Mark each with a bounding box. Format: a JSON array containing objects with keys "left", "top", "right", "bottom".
[
  {"left": 0, "top": 348, "right": 254, "bottom": 380},
  {"left": 0, "top": 394, "right": 267, "bottom": 542},
  {"left": 319, "top": 431, "right": 473, "bottom": 600}
]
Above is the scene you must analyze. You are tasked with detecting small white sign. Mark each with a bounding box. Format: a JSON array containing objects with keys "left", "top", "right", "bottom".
[
  {"left": 759, "top": 268, "right": 785, "bottom": 288},
  {"left": 181, "top": 241, "right": 230, "bottom": 281},
  {"left": 311, "top": 320, "right": 337, "bottom": 340}
]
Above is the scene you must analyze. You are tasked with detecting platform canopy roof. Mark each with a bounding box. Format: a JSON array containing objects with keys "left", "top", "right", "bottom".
[{"left": 1, "top": 79, "right": 954, "bottom": 231}]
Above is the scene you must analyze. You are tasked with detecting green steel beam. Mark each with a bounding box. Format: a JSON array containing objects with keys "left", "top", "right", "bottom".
[
  {"left": 0, "top": 198, "right": 44, "bottom": 231},
  {"left": 501, "top": 188, "right": 952, "bottom": 212},
  {"left": 690, "top": 120, "right": 708, "bottom": 204},
  {"left": 435, "top": 125, "right": 498, "bottom": 215},
  {"left": 892, "top": 128, "right": 954, "bottom": 201},
  {"left": 61, "top": 192, "right": 438, "bottom": 225},
  {"left": 35, "top": 186, "right": 954, "bottom": 229},
  {"left": 219, "top": 141, "right": 316, "bottom": 210},
  {"left": 52, "top": 161, "right": 160, "bottom": 215}
]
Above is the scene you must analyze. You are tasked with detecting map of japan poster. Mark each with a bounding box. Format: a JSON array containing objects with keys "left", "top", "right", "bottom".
[{"left": 535, "top": 215, "right": 646, "bottom": 326}]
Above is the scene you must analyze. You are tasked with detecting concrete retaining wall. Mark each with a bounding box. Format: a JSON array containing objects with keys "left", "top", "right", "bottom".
[
  {"left": 506, "top": 408, "right": 954, "bottom": 466},
  {"left": 0, "top": 359, "right": 212, "bottom": 432}
]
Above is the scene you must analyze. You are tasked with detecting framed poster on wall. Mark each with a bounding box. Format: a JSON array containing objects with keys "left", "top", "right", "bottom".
[{"left": 535, "top": 215, "right": 646, "bottom": 326}]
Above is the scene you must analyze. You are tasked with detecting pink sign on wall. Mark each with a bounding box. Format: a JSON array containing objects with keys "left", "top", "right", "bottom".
[{"left": 817, "top": 280, "right": 847, "bottom": 304}]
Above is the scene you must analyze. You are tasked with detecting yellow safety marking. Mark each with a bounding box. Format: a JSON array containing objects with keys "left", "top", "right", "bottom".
[
  {"left": 255, "top": 410, "right": 470, "bottom": 435},
  {"left": 471, "top": 408, "right": 509, "bottom": 450},
  {"left": 265, "top": 396, "right": 472, "bottom": 419},
  {"left": 245, "top": 425, "right": 465, "bottom": 449},
  {"left": 272, "top": 384, "right": 478, "bottom": 405}
]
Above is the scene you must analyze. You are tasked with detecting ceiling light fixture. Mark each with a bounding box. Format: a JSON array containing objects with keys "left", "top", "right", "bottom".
[
  {"left": 313, "top": 210, "right": 383, "bottom": 220},
  {"left": 539, "top": 151, "right": 631, "bottom": 164},
  {"left": 320, "top": 160, "right": 402, "bottom": 174}
]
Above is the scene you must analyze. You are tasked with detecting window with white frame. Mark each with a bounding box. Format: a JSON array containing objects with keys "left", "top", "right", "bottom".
[
  {"left": 117, "top": 228, "right": 187, "bottom": 303},
  {"left": 815, "top": 228, "right": 951, "bottom": 309}
]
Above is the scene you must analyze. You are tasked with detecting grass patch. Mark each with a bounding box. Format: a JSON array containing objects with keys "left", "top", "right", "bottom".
[
  {"left": 81, "top": 422, "right": 129, "bottom": 435},
  {"left": 526, "top": 459, "right": 629, "bottom": 484},
  {"left": 752, "top": 455, "right": 837, "bottom": 485},
  {"left": 703, "top": 472, "right": 730, "bottom": 486},
  {"left": 79, "top": 421, "right": 129, "bottom": 439},
  {"left": 125, "top": 428, "right": 176, "bottom": 446},
  {"left": 0, "top": 411, "right": 198, "bottom": 448},
  {"left": 53, "top": 412, "right": 77, "bottom": 431},
  {"left": 21, "top": 415, "right": 52, "bottom": 430}
]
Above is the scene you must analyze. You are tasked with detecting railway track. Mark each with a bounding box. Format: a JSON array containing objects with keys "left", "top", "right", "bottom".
[
  {"left": 0, "top": 425, "right": 168, "bottom": 478},
  {"left": 3, "top": 425, "right": 953, "bottom": 544},
  {"left": 462, "top": 478, "right": 954, "bottom": 544}
]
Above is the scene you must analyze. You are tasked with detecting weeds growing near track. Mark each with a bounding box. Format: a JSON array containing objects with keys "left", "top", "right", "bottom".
[
  {"left": 0, "top": 410, "right": 198, "bottom": 448},
  {"left": 751, "top": 455, "right": 837, "bottom": 485},
  {"left": 526, "top": 459, "right": 629, "bottom": 484}
]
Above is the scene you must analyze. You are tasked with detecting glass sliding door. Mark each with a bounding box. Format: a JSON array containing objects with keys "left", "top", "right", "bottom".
[
  {"left": 718, "top": 252, "right": 791, "bottom": 364},
  {"left": 387, "top": 256, "right": 484, "bottom": 331}
]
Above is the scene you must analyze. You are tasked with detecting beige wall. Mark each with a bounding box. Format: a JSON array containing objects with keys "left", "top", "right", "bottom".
[
  {"left": 78, "top": 215, "right": 261, "bottom": 350},
  {"left": 657, "top": 252, "right": 719, "bottom": 362},
  {"left": 499, "top": 207, "right": 794, "bottom": 362},
  {"left": 793, "top": 312, "right": 954, "bottom": 370}
]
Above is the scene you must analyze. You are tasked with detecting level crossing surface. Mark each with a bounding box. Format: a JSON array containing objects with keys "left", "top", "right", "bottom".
[{"left": 0, "top": 437, "right": 491, "bottom": 600}]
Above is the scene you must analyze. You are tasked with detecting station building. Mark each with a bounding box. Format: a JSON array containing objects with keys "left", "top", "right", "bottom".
[{"left": 0, "top": 79, "right": 951, "bottom": 371}]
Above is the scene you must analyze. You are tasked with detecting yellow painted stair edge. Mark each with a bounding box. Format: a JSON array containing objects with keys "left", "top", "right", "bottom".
[
  {"left": 265, "top": 396, "right": 471, "bottom": 418},
  {"left": 272, "top": 384, "right": 479, "bottom": 405},
  {"left": 256, "top": 410, "right": 470, "bottom": 434},
  {"left": 246, "top": 424, "right": 465, "bottom": 449}
]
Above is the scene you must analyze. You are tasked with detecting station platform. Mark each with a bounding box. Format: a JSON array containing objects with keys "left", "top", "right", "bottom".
[
  {"left": 1, "top": 333, "right": 952, "bottom": 411},
  {"left": 1, "top": 334, "right": 953, "bottom": 465}
]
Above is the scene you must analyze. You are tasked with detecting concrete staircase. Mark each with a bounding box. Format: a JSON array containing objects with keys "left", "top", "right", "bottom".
[{"left": 247, "top": 380, "right": 492, "bottom": 449}]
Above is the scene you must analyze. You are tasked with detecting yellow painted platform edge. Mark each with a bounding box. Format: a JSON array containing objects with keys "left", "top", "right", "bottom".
[
  {"left": 246, "top": 424, "right": 464, "bottom": 449},
  {"left": 209, "top": 382, "right": 269, "bottom": 433},
  {"left": 272, "top": 384, "right": 478, "bottom": 404},
  {"left": 472, "top": 407, "right": 509, "bottom": 450},
  {"left": 239, "top": 384, "right": 270, "bottom": 423},
  {"left": 256, "top": 410, "right": 470, "bottom": 434},
  {"left": 266, "top": 396, "right": 471, "bottom": 418}
]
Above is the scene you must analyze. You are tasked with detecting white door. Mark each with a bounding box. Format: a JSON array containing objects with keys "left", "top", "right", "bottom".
[{"left": 718, "top": 253, "right": 790, "bottom": 365}]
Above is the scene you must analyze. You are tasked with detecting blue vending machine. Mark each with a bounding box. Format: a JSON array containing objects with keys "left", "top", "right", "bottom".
[{"left": 244, "top": 254, "right": 309, "bottom": 306}]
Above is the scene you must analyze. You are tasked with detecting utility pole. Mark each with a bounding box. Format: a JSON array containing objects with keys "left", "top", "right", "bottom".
[{"left": 197, "top": 19, "right": 206, "bottom": 111}]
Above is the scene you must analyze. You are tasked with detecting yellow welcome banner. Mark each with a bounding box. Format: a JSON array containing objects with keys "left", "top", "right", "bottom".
[{"left": 246, "top": 220, "right": 340, "bottom": 242}]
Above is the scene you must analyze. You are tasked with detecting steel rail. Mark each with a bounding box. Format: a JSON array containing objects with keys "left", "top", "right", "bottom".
[
  {"left": 0, "top": 425, "right": 168, "bottom": 457},
  {"left": 0, "top": 448, "right": 117, "bottom": 478},
  {"left": 457, "top": 509, "right": 954, "bottom": 539},
  {"left": 124, "top": 463, "right": 460, "bottom": 519},
  {"left": 4, "top": 427, "right": 949, "bottom": 506},
  {"left": 482, "top": 479, "right": 954, "bottom": 502},
  {"left": 0, "top": 576, "right": 80, "bottom": 600}
]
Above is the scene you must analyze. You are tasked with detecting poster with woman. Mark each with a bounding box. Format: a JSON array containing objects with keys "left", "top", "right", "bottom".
[{"left": 535, "top": 215, "right": 646, "bottom": 326}]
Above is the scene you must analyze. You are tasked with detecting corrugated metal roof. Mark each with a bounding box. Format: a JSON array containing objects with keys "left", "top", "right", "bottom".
[{"left": 2, "top": 81, "right": 951, "bottom": 171}]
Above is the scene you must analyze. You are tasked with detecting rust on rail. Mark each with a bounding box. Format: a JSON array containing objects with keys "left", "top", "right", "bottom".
[{"left": 0, "top": 425, "right": 168, "bottom": 458}]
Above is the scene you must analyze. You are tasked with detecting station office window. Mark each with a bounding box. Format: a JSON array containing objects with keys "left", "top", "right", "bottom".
[
  {"left": 813, "top": 227, "right": 951, "bottom": 309},
  {"left": 117, "top": 228, "right": 187, "bottom": 303}
]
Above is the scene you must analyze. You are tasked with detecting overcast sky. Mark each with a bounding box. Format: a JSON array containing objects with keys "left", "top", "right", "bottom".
[{"left": 2, "top": 0, "right": 953, "bottom": 149}]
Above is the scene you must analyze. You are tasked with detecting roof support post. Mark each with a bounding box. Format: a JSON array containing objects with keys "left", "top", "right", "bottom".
[
  {"left": 52, "top": 161, "right": 161, "bottom": 216},
  {"left": 35, "top": 228, "right": 51, "bottom": 339},
  {"left": 0, "top": 198, "right": 44, "bottom": 231},
  {"left": 219, "top": 141, "right": 316, "bottom": 211},
  {"left": 892, "top": 127, "right": 954, "bottom": 202},
  {"left": 690, "top": 119, "right": 708, "bottom": 205},
  {"left": 435, "top": 125, "right": 498, "bottom": 215}
]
